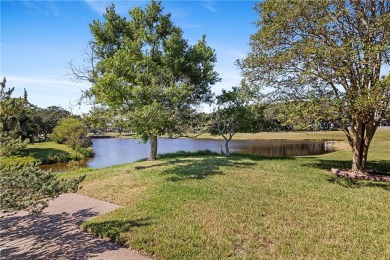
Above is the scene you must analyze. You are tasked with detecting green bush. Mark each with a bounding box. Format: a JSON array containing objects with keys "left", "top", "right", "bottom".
[
  {"left": 52, "top": 118, "right": 91, "bottom": 150},
  {"left": 75, "top": 147, "right": 95, "bottom": 158},
  {"left": 42, "top": 152, "right": 71, "bottom": 164}
]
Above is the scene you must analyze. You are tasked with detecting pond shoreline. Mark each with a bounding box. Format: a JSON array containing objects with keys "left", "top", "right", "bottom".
[{"left": 40, "top": 138, "right": 336, "bottom": 171}]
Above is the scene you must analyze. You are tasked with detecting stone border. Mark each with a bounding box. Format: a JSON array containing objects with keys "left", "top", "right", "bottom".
[{"left": 331, "top": 168, "right": 390, "bottom": 182}]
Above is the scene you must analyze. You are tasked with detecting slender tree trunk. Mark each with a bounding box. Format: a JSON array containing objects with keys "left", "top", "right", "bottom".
[
  {"left": 148, "top": 134, "right": 158, "bottom": 161},
  {"left": 222, "top": 133, "right": 233, "bottom": 157},
  {"left": 225, "top": 139, "right": 230, "bottom": 157}
]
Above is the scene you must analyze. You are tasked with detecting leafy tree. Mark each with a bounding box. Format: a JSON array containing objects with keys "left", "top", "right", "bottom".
[
  {"left": 111, "top": 112, "right": 132, "bottom": 135},
  {"left": 0, "top": 163, "right": 85, "bottom": 214},
  {"left": 35, "top": 106, "right": 71, "bottom": 141},
  {"left": 76, "top": 1, "right": 219, "bottom": 160},
  {"left": 83, "top": 105, "right": 112, "bottom": 133},
  {"left": 52, "top": 118, "right": 91, "bottom": 150},
  {"left": 210, "top": 86, "right": 266, "bottom": 156},
  {"left": 239, "top": 0, "right": 390, "bottom": 174},
  {"left": 18, "top": 103, "right": 39, "bottom": 143}
]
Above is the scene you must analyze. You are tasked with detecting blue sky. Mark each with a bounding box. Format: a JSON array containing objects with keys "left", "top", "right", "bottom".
[{"left": 1, "top": 0, "right": 258, "bottom": 114}]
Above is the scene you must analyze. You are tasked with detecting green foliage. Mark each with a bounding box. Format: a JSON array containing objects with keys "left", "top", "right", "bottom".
[
  {"left": 239, "top": 0, "right": 390, "bottom": 172},
  {"left": 0, "top": 78, "right": 29, "bottom": 156},
  {"left": 74, "top": 147, "right": 95, "bottom": 159},
  {"left": 0, "top": 77, "right": 26, "bottom": 133},
  {"left": 82, "top": 1, "right": 219, "bottom": 159},
  {"left": 34, "top": 106, "right": 71, "bottom": 139},
  {"left": 0, "top": 162, "right": 85, "bottom": 214},
  {"left": 83, "top": 105, "right": 112, "bottom": 133},
  {"left": 210, "top": 84, "right": 267, "bottom": 155},
  {"left": 0, "top": 128, "right": 27, "bottom": 157},
  {"left": 52, "top": 118, "right": 91, "bottom": 150}
]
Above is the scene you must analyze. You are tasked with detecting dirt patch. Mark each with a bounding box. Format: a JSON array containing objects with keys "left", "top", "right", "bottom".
[{"left": 331, "top": 168, "right": 390, "bottom": 182}]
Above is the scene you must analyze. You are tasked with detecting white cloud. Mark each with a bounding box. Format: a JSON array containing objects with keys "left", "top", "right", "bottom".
[
  {"left": 6, "top": 75, "right": 91, "bottom": 113},
  {"left": 200, "top": 1, "right": 217, "bottom": 13},
  {"left": 19, "top": 1, "right": 62, "bottom": 17}
]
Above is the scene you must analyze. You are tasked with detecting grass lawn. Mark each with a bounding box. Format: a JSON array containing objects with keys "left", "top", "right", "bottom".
[
  {"left": 22, "top": 142, "right": 74, "bottom": 161},
  {"left": 0, "top": 142, "right": 74, "bottom": 166},
  {"left": 64, "top": 130, "right": 390, "bottom": 259}
]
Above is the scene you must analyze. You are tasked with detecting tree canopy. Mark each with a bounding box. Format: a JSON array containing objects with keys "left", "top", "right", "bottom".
[
  {"left": 80, "top": 1, "right": 219, "bottom": 160},
  {"left": 210, "top": 84, "right": 267, "bottom": 156},
  {"left": 239, "top": 0, "right": 390, "bottom": 173}
]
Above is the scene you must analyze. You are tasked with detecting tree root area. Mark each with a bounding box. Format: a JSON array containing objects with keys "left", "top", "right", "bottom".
[{"left": 331, "top": 168, "right": 390, "bottom": 182}]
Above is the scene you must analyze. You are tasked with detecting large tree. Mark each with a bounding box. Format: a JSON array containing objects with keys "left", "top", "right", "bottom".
[
  {"left": 239, "top": 0, "right": 390, "bottom": 174},
  {"left": 78, "top": 1, "right": 219, "bottom": 160}
]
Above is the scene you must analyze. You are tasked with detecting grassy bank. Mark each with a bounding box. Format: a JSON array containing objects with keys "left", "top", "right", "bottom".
[
  {"left": 63, "top": 130, "right": 390, "bottom": 259},
  {"left": 0, "top": 141, "right": 93, "bottom": 166}
]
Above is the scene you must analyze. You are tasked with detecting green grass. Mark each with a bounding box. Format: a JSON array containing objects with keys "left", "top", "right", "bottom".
[
  {"left": 0, "top": 141, "right": 74, "bottom": 166},
  {"left": 65, "top": 130, "right": 390, "bottom": 259},
  {"left": 21, "top": 142, "right": 74, "bottom": 161}
]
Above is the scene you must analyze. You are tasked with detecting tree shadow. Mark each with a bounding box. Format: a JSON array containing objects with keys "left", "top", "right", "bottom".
[
  {"left": 304, "top": 158, "right": 390, "bottom": 173},
  {"left": 327, "top": 175, "right": 390, "bottom": 190},
  {"left": 131, "top": 150, "right": 297, "bottom": 182},
  {"left": 303, "top": 159, "right": 390, "bottom": 190},
  {"left": 0, "top": 208, "right": 138, "bottom": 259},
  {"left": 81, "top": 217, "right": 152, "bottom": 245},
  {"left": 19, "top": 148, "right": 72, "bottom": 163},
  {"left": 159, "top": 153, "right": 293, "bottom": 182}
]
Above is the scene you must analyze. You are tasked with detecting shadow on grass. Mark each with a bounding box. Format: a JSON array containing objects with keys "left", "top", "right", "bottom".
[
  {"left": 327, "top": 175, "right": 390, "bottom": 190},
  {"left": 156, "top": 151, "right": 295, "bottom": 182},
  {"left": 303, "top": 159, "right": 390, "bottom": 190},
  {"left": 81, "top": 217, "right": 152, "bottom": 245},
  {"left": 20, "top": 148, "right": 71, "bottom": 163},
  {"left": 133, "top": 150, "right": 297, "bottom": 182},
  {"left": 304, "top": 158, "right": 390, "bottom": 173}
]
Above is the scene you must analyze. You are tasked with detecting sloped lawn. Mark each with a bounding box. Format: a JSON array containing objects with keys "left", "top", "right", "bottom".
[{"left": 65, "top": 131, "right": 390, "bottom": 259}]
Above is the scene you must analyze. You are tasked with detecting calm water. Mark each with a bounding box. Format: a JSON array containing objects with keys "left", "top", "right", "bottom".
[
  {"left": 40, "top": 138, "right": 334, "bottom": 171},
  {"left": 87, "top": 138, "right": 333, "bottom": 168}
]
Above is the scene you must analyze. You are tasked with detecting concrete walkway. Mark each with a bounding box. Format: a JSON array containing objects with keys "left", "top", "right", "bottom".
[{"left": 0, "top": 193, "right": 150, "bottom": 260}]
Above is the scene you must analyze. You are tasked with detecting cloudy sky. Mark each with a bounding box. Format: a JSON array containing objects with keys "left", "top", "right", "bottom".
[{"left": 1, "top": 0, "right": 258, "bottom": 114}]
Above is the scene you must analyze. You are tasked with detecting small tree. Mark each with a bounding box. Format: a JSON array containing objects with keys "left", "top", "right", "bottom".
[
  {"left": 52, "top": 118, "right": 90, "bottom": 150},
  {"left": 210, "top": 86, "right": 266, "bottom": 156}
]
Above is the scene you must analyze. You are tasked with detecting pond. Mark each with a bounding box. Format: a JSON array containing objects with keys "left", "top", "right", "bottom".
[{"left": 41, "top": 138, "right": 334, "bottom": 171}]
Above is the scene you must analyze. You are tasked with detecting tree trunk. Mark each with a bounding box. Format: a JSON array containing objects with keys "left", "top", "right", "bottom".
[
  {"left": 350, "top": 121, "right": 376, "bottom": 174},
  {"left": 225, "top": 139, "right": 230, "bottom": 157},
  {"left": 222, "top": 133, "right": 233, "bottom": 157},
  {"left": 148, "top": 134, "right": 158, "bottom": 161}
]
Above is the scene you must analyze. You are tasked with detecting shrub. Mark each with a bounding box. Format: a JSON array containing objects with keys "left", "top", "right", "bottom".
[
  {"left": 0, "top": 129, "right": 27, "bottom": 157},
  {"left": 52, "top": 118, "right": 91, "bottom": 150},
  {"left": 0, "top": 162, "right": 85, "bottom": 214}
]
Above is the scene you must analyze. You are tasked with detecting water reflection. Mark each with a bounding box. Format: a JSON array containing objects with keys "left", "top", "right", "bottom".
[{"left": 41, "top": 138, "right": 334, "bottom": 171}]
